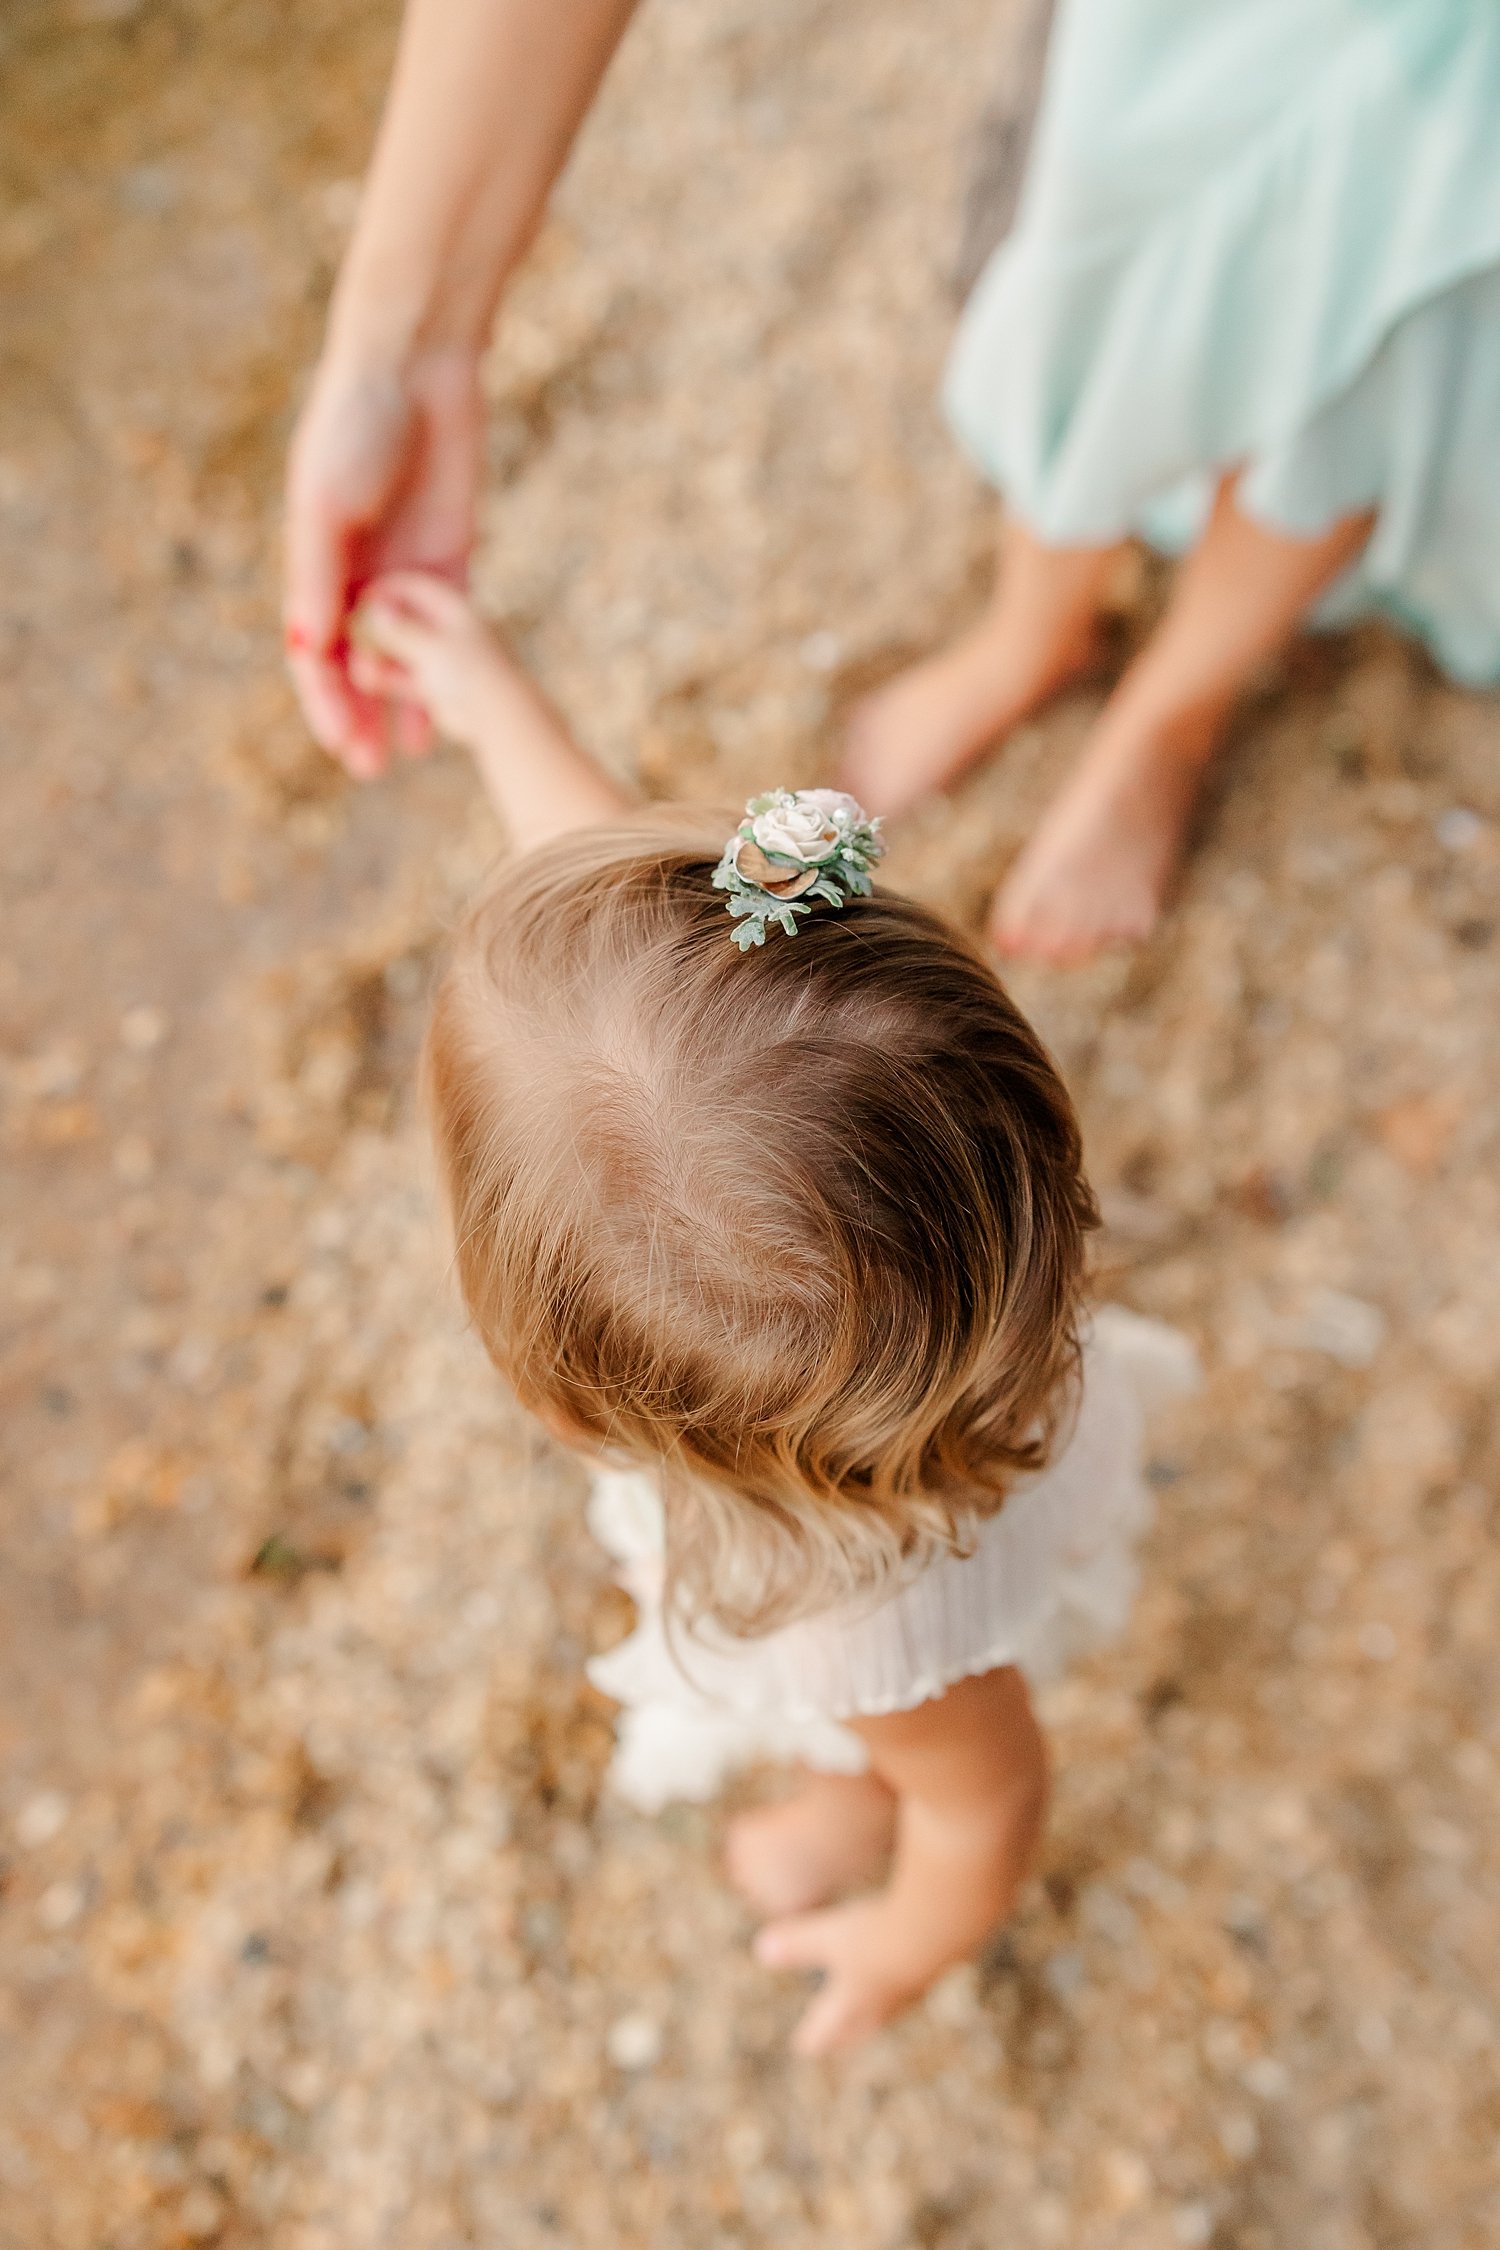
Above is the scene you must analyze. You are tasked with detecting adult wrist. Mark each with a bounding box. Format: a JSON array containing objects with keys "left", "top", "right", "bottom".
[
  {"left": 313, "top": 325, "right": 484, "bottom": 418},
  {"left": 322, "top": 290, "right": 484, "bottom": 379},
  {"left": 323, "top": 234, "right": 497, "bottom": 372}
]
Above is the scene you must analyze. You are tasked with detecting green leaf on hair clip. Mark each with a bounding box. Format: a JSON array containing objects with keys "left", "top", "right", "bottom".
[{"left": 711, "top": 787, "right": 884, "bottom": 947}]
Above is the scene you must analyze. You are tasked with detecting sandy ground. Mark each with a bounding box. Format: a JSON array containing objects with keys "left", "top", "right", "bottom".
[{"left": 3, "top": 2, "right": 1500, "bottom": 2245}]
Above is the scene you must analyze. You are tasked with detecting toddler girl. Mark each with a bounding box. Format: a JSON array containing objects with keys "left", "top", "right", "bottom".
[
  {"left": 846, "top": 0, "right": 1500, "bottom": 963},
  {"left": 353, "top": 572, "right": 1193, "bottom": 2055}
]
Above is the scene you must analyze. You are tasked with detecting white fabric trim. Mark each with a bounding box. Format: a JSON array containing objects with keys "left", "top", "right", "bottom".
[{"left": 585, "top": 1305, "right": 1197, "bottom": 1810}]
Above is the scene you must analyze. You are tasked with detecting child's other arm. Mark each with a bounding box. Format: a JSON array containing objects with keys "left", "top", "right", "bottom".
[
  {"left": 756, "top": 1666, "right": 1048, "bottom": 2056},
  {"left": 352, "top": 571, "right": 630, "bottom": 851}
]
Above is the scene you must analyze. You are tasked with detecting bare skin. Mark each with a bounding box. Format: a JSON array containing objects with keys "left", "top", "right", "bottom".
[
  {"left": 845, "top": 480, "right": 1374, "bottom": 966},
  {"left": 351, "top": 582, "right": 1049, "bottom": 2056},
  {"left": 752, "top": 1667, "right": 1049, "bottom": 2057},
  {"left": 842, "top": 522, "right": 1121, "bottom": 817},
  {"left": 348, "top": 571, "right": 628, "bottom": 845},
  {"left": 991, "top": 482, "right": 1375, "bottom": 962},
  {"left": 284, "top": 0, "right": 639, "bottom": 773},
  {"left": 726, "top": 1770, "right": 898, "bottom": 1920}
]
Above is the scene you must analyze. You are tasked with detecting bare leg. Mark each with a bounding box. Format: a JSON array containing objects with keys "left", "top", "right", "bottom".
[
  {"left": 991, "top": 478, "right": 1374, "bottom": 964},
  {"left": 841, "top": 518, "right": 1121, "bottom": 816},
  {"left": 725, "top": 1769, "right": 897, "bottom": 1918},
  {"left": 755, "top": 1667, "right": 1048, "bottom": 2056}
]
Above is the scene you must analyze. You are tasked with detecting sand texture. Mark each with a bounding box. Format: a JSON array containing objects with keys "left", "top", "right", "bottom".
[{"left": 2, "top": 2, "right": 1498, "bottom": 2245}]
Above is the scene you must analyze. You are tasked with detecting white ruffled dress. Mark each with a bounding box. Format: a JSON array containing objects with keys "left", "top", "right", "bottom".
[
  {"left": 945, "top": 0, "right": 1500, "bottom": 682},
  {"left": 587, "top": 1305, "right": 1196, "bottom": 1813}
]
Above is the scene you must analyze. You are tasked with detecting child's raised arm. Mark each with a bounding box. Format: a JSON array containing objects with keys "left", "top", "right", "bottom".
[
  {"left": 755, "top": 1665, "right": 1048, "bottom": 2056},
  {"left": 352, "top": 571, "right": 631, "bottom": 851}
]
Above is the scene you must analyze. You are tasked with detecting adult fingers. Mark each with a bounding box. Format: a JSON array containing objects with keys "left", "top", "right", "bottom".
[
  {"left": 393, "top": 699, "right": 434, "bottom": 759},
  {"left": 285, "top": 487, "right": 368, "bottom": 766},
  {"left": 343, "top": 685, "right": 394, "bottom": 779},
  {"left": 285, "top": 635, "right": 363, "bottom": 765}
]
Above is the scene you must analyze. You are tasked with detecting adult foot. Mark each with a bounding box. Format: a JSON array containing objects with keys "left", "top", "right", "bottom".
[
  {"left": 841, "top": 612, "right": 1104, "bottom": 818},
  {"left": 726, "top": 1771, "right": 897, "bottom": 1919},
  {"left": 989, "top": 708, "right": 1221, "bottom": 965}
]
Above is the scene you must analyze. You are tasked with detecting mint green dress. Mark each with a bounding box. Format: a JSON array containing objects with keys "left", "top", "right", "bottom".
[{"left": 945, "top": 0, "right": 1500, "bottom": 683}]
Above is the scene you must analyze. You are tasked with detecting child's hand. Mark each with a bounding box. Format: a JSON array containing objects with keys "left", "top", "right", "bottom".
[
  {"left": 350, "top": 571, "right": 516, "bottom": 750},
  {"left": 350, "top": 568, "right": 629, "bottom": 849},
  {"left": 755, "top": 1896, "right": 936, "bottom": 2057}
]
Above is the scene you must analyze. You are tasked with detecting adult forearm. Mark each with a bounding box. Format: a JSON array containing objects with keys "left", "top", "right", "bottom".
[{"left": 327, "top": 0, "right": 640, "bottom": 363}]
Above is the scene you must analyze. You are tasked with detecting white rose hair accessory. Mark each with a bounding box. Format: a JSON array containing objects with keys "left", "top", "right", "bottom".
[{"left": 711, "top": 788, "right": 885, "bottom": 948}]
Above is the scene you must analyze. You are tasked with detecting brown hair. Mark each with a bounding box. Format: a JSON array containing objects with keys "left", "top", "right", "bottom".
[{"left": 425, "top": 817, "right": 1097, "bottom": 1637}]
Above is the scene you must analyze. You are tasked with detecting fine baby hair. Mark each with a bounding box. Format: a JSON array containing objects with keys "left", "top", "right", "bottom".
[
  {"left": 425, "top": 814, "right": 1098, "bottom": 1639},
  {"left": 352, "top": 578, "right": 1182, "bottom": 2050}
]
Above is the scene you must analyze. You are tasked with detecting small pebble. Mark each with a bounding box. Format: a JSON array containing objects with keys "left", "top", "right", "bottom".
[
  {"left": 798, "top": 630, "right": 842, "bottom": 673},
  {"left": 1357, "top": 2012, "right": 1394, "bottom": 2057},
  {"left": 1043, "top": 1950, "right": 1085, "bottom": 2002},
  {"left": 119, "top": 1005, "right": 169, "bottom": 1052},
  {"left": 1174, "top": 2203, "right": 1215, "bottom": 2247},
  {"left": 71, "top": 0, "right": 148, "bottom": 23},
  {"left": 925, "top": 1964, "right": 979, "bottom": 2028},
  {"left": 1435, "top": 807, "right": 1483, "bottom": 852},
  {"left": 1219, "top": 2111, "right": 1259, "bottom": 2161},
  {"left": 1101, "top": 2148, "right": 1150, "bottom": 2209},
  {"left": 282, "top": 2058, "right": 325, "bottom": 2109},
  {"left": 38, "top": 1879, "right": 85, "bottom": 1931},
  {"left": 316, "top": 178, "right": 364, "bottom": 237},
  {"left": 14, "top": 1043, "right": 85, "bottom": 1099},
  {"left": 16, "top": 1790, "right": 69, "bottom": 1847},
  {"left": 117, "top": 164, "right": 178, "bottom": 216},
  {"left": 112, "top": 1135, "right": 155, "bottom": 1185},
  {"left": 1243, "top": 2055, "right": 1290, "bottom": 2100},
  {"left": 178, "top": 2187, "right": 226, "bottom": 2242},
  {"left": 1290, "top": 1288, "right": 1386, "bottom": 1368},
  {"left": 605, "top": 2012, "right": 662, "bottom": 2070}
]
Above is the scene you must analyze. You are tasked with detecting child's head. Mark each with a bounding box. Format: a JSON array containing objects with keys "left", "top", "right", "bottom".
[{"left": 426, "top": 819, "right": 1097, "bottom": 1632}]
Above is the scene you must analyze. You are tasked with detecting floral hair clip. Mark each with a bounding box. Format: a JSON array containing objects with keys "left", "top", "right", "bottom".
[{"left": 711, "top": 788, "right": 884, "bottom": 948}]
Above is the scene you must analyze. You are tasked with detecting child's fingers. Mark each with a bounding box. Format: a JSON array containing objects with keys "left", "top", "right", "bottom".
[
  {"left": 347, "top": 645, "right": 417, "bottom": 699},
  {"left": 790, "top": 1977, "right": 886, "bottom": 2058},
  {"left": 753, "top": 1911, "right": 836, "bottom": 1973},
  {"left": 757, "top": 1905, "right": 910, "bottom": 2054},
  {"left": 353, "top": 599, "right": 436, "bottom": 670},
  {"left": 363, "top": 568, "right": 472, "bottom": 629},
  {"left": 344, "top": 644, "right": 434, "bottom": 760},
  {"left": 754, "top": 1912, "right": 859, "bottom": 2054}
]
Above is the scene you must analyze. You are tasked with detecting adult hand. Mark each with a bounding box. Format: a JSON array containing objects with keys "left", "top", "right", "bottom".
[{"left": 284, "top": 343, "right": 484, "bottom": 777}]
